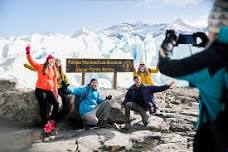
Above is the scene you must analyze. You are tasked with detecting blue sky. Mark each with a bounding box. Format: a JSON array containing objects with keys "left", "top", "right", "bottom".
[{"left": 0, "top": 0, "right": 213, "bottom": 37}]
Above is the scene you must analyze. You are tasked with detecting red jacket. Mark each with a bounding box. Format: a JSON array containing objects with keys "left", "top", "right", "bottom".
[{"left": 26, "top": 54, "right": 58, "bottom": 96}]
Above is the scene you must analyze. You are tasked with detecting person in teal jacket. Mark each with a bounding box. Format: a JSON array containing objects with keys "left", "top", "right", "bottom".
[
  {"left": 67, "top": 78, "right": 112, "bottom": 128},
  {"left": 158, "top": 0, "right": 228, "bottom": 151}
]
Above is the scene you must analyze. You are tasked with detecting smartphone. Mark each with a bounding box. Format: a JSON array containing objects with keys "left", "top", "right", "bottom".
[{"left": 178, "top": 34, "right": 196, "bottom": 45}]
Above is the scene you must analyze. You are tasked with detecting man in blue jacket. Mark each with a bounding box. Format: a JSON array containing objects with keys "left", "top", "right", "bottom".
[
  {"left": 158, "top": 0, "right": 228, "bottom": 151},
  {"left": 67, "top": 78, "right": 112, "bottom": 128},
  {"left": 123, "top": 75, "right": 174, "bottom": 129}
]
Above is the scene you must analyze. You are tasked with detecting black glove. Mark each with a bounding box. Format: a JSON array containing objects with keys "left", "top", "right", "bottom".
[
  {"left": 61, "top": 81, "right": 69, "bottom": 89},
  {"left": 105, "top": 95, "right": 112, "bottom": 100},
  {"left": 193, "top": 32, "right": 209, "bottom": 47},
  {"left": 63, "top": 84, "right": 69, "bottom": 89},
  {"left": 161, "top": 30, "right": 178, "bottom": 56}
]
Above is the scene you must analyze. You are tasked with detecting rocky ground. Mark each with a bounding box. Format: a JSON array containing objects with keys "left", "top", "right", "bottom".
[{"left": 0, "top": 79, "right": 199, "bottom": 152}]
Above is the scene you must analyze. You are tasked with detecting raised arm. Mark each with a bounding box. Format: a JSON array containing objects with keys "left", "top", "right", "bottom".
[
  {"left": 158, "top": 42, "right": 227, "bottom": 82},
  {"left": 97, "top": 92, "right": 104, "bottom": 104},
  {"left": 149, "top": 67, "right": 159, "bottom": 73},
  {"left": 66, "top": 86, "right": 85, "bottom": 96},
  {"left": 24, "top": 63, "right": 36, "bottom": 71},
  {"left": 157, "top": 30, "right": 222, "bottom": 81},
  {"left": 148, "top": 85, "right": 170, "bottom": 93},
  {"left": 133, "top": 67, "right": 137, "bottom": 76},
  {"left": 25, "top": 45, "right": 39, "bottom": 70}
]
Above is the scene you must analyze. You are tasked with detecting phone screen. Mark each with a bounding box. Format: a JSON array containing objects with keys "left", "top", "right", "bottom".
[{"left": 178, "top": 34, "right": 196, "bottom": 45}]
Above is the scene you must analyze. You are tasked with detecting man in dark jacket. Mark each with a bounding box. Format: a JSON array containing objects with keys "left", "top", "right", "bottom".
[{"left": 123, "top": 75, "right": 174, "bottom": 129}]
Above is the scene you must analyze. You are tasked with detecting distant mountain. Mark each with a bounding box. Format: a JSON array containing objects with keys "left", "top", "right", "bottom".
[
  {"left": 0, "top": 20, "right": 206, "bottom": 88},
  {"left": 71, "top": 26, "right": 93, "bottom": 38}
]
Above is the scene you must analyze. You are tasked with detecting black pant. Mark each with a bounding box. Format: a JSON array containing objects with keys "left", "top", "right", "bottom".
[
  {"left": 35, "top": 88, "right": 59, "bottom": 124},
  {"left": 58, "top": 88, "right": 71, "bottom": 116}
]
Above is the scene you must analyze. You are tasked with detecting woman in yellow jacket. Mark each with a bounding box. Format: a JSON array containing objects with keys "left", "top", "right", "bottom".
[
  {"left": 133, "top": 60, "right": 159, "bottom": 86},
  {"left": 55, "top": 58, "right": 72, "bottom": 116}
]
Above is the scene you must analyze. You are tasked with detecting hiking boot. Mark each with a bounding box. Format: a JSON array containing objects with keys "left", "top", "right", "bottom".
[
  {"left": 142, "top": 114, "right": 149, "bottom": 126},
  {"left": 124, "top": 122, "right": 131, "bottom": 130},
  {"left": 83, "top": 123, "right": 90, "bottom": 130},
  {"left": 98, "top": 120, "right": 112, "bottom": 128},
  {"left": 83, "top": 123, "right": 98, "bottom": 130},
  {"left": 111, "top": 123, "right": 120, "bottom": 130}
]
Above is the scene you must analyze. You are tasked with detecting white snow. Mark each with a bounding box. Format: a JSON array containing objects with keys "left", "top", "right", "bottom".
[{"left": 0, "top": 19, "right": 206, "bottom": 89}]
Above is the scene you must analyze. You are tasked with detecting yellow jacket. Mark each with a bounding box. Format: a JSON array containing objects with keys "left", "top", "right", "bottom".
[
  {"left": 24, "top": 63, "right": 36, "bottom": 71},
  {"left": 56, "top": 70, "right": 69, "bottom": 89},
  {"left": 133, "top": 67, "right": 159, "bottom": 86}
]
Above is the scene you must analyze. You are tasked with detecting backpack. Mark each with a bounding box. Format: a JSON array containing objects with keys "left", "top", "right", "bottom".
[
  {"left": 67, "top": 86, "right": 89, "bottom": 125},
  {"left": 74, "top": 86, "right": 89, "bottom": 115}
]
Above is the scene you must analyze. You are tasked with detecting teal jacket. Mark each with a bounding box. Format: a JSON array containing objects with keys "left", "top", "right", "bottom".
[
  {"left": 158, "top": 27, "right": 228, "bottom": 127},
  {"left": 67, "top": 85, "right": 104, "bottom": 116}
]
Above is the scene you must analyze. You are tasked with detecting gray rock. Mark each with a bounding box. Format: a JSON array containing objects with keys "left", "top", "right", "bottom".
[
  {"left": 28, "top": 129, "right": 162, "bottom": 152},
  {"left": 0, "top": 80, "right": 200, "bottom": 152},
  {"left": 0, "top": 87, "right": 126, "bottom": 126},
  {"left": 0, "top": 90, "right": 40, "bottom": 126},
  {"left": 152, "top": 142, "right": 192, "bottom": 152},
  {"left": 108, "top": 100, "right": 126, "bottom": 123},
  {"left": 0, "top": 78, "right": 18, "bottom": 92},
  {"left": 160, "top": 133, "right": 187, "bottom": 144},
  {"left": 147, "top": 116, "right": 170, "bottom": 132}
]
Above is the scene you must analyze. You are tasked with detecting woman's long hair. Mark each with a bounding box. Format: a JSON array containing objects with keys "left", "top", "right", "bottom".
[
  {"left": 137, "top": 66, "right": 150, "bottom": 75},
  {"left": 42, "top": 61, "right": 49, "bottom": 75},
  {"left": 56, "top": 59, "right": 64, "bottom": 79},
  {"left": 42, "top": 60, "right": 57, "bottom": 77}
]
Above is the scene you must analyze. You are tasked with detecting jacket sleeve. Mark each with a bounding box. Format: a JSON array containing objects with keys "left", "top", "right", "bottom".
[
  {"left": 124, "top": 89, "right": 132, "bottom": 104},
  {"left": 26, "top": 54, "right": 40, "bottom": 70},
  {"left": 66, "top": 86, "right": 84, "bottom": 95},
  {"left": 133, "top": 68, "right": 137, "bottom": 77},
  {"left": 148, "top": 85, "right": 170, "bottom": 93},
  {"left": 149, "top": 67, "right": 159, "bottom": 73},
  {"left": 24, "top": 63, "right": 36, "bottom": 71},
  {"left": 158, "top": 42, "right": 227, "bottom": 82},
  {"left": 97, "top": 92, "right": 104, "bottom": 104}
]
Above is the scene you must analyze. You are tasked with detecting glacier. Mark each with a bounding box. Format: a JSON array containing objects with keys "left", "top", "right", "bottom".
[{"left": 0, "top": 19, "right": 206, "bottom": 89}]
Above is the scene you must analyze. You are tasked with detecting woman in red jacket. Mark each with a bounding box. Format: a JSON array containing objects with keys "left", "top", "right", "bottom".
[{"left": 25, "top": 45, "right": 60, "bottom": 125}]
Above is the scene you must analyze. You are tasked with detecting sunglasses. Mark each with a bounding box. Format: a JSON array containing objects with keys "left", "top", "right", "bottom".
[{"left": 140, "top": 64, "right": 145, "bottom": 65}]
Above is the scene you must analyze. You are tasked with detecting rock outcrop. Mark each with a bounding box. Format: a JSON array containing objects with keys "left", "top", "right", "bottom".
[
  {"left": 0, "top": 79, "right": 200, "bottom": 152},
  {"left": 0, "top": 79, "right": 127, "bottom": 126},
  {"left": 0, "top": 78, "right": 18, "bottom": 92}
]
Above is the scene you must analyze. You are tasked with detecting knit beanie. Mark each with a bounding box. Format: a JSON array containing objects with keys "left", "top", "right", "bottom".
[
  {"left": 46, "top": 54, "right": 55, "bottom": 62},
  {"left": 208, "top": 0, "right": 228, "bottom": 33},
  {"left": 139, "top": 60, "right": 145, "bottom": 65}
]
